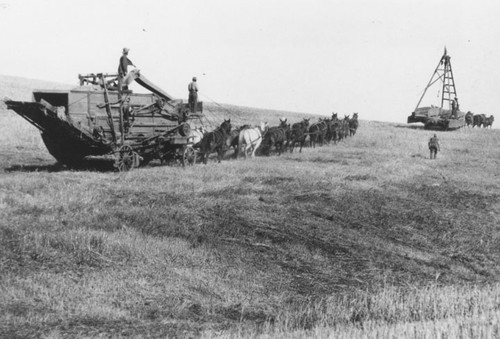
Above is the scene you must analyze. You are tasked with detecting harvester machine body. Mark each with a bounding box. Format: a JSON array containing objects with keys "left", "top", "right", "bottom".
[{"left": 4, "top": 70, "right": 203, "bottom": 168}]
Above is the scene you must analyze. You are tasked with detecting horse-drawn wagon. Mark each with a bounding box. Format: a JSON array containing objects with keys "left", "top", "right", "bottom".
[{"left": 4, "top": 70, "right": 202, "bottom": 170}]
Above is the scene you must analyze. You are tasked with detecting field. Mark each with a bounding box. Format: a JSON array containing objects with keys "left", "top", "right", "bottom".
[{"left": 1, "top": 76, "right": 500, "bottom": 338}]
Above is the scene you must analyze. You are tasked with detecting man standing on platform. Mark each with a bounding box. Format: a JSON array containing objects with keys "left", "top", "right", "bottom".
[
  {"left": 188, "top": 77, "right": 198, "bottom": 113},
  {"left": 118, "top": 47, "right": 135, "bottom": 98}
]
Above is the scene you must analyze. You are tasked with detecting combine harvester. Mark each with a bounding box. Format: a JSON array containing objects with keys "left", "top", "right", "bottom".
[
  {"left": 4, "top": 70, "right": 203, "bottom": 170},
  {"left": 407, "top": 48, "right": 466, "bottom": 130}
]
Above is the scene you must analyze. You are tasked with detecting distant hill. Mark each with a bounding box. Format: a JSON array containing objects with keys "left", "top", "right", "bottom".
[
  {"left": 202, "top": 102, "right": 321, "bottom": 128},
  {"left": 0, "top": 74, "right": 321, "bottom": 127},
  {"left": 0, "top": 74, "right": 74, "bottom": 101}
]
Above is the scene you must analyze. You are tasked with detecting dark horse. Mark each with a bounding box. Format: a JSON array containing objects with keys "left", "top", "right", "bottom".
[
  {"left": 289, "top": 118, "right": 310, "bottom": 153},
  {"left": 262, "top": 119, "right": 289, "bottom": 156},
  {"left": 483, "top": 115, "right": 494, "bottom": 128},
  {"left": 327, "top": 113, "right": 340, "bottom": 143},
  {"left": 465, "top": 112, "right": 474, "bottom": 127},
  {"left": 229, "top": 125, "right": 250, "bottom": 158},
  {"left": 473, "top": 114, "right": 486, "bottom": 128},
  {"left": 308, "top": 119, "right": 328, "bottom": 148},
  {"left": 349, "top": 112, "right": 359, "bottom": 136},
  {"left": 341, "top": 115, "right": 350, "bottom": 140},
  {"left": 199, "top": 119, "right": 232, "bottom": 164}
]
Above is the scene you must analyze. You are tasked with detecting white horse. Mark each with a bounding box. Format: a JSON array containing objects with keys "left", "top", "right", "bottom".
[
  {"left": 238, "top": 121, "right": 268, "bottom": 159},
  {"left": 190, "top": 126, "right": 206, "bottom": 146}
]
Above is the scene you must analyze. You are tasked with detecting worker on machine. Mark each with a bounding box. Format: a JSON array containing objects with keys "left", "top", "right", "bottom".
[
  {"left": 451, "top": 97, "right": 459, "bottom": 119},
  {"left": 118, "top": 47, "right": 135, "bottom": 99},
  {"left": 188, "top": 76, "right": 198, "bottom": 113}
]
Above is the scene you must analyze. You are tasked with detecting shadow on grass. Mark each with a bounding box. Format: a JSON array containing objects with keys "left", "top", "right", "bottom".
[
  {"left": 393, "top": 124, "right": 425, "bottom": 130},
  {"left": 5, "top": 163, "right": 65, "bottom": 173},
  {"left": 5, "top": 151, "right": 246, "bottom": 172},
  {"left": 5, "top": 159, "right": 115, "bottom": 173}
]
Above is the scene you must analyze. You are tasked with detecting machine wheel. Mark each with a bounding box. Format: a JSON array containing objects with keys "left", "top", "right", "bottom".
[
  {"left": 181, "top": 145, "right": 196, "bottom": 167},
  {"left": 115, "top": 145, "right": 140, "bottom": 172}
]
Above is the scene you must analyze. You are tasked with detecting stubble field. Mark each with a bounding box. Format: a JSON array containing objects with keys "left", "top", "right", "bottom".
[{"left": 1, "top": 76, "right": 500, "bottom": 338}]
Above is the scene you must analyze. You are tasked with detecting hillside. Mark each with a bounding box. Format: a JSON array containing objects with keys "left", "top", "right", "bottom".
[
  {"left": 0, "top": 74, "right": 74, "bottom": 101},
  {"left": 0, "top": 73, "right": 320, "bottom": 124},
  {"left": 1, "top": 75, "right": 500, "bottom": 338}
]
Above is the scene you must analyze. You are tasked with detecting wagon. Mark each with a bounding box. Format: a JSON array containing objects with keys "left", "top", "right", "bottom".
[{"left": 4, "top": 70, "right": 202, "bottom": 170}]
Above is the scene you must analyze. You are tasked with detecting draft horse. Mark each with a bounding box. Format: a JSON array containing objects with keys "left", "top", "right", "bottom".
[
  {"left": 349, "top": 112, "right": 359, "bottom": 136},
  {"left": 262, "top": 119, "right": 289, "bottom": 156},
  {"left": 199, "top": 119, "right": 232, "bottom": 164},
  {"left": 190, "top": 126, "right": 206, "bottom": 147},
  {"left": 288, "top": 118, "right": 310, "bottom": 153},
  {"left": 238, "top": 121, "right": 268, "bottom": 159}
]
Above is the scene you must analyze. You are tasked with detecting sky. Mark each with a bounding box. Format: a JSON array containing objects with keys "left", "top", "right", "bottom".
[{"left": 0, "top": 0, "right": 499, "bottom": 124}]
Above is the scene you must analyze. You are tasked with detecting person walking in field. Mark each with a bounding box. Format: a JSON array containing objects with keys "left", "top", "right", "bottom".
[
  {"left": 428, "top": 134, "right": 440, "bottom": 159},
  {"left": 118, "top": 47, "right": 135, "bottom": 97},
  {"left": 188, "top": 77, "right": 198, "bottom": 113}
]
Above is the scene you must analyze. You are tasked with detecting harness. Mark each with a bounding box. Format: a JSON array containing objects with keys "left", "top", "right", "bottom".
[
  {"left": 205, "top": 123, "right": 229, "bottom": 148},
  {"left": 310, "top": 121, "right": 327, "bottom": 132},
  {"left": 275, "top": 127, "right": 287, "bottom": 141},
  {"left": 210, "top": 129, "right": 225, "bottom": 144},
  {"left": 290, "top": 124, "right": 308, "bottom": 141},
  {"left": 243, "top": 125, "right": 266, "bottom": 144}
]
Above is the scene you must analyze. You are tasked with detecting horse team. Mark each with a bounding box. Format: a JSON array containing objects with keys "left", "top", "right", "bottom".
[
  {"left": 464, "top": 112, "right": 495, "bottom": 128},
  {"left": 194, "top": 113, "right": 359, "bottom": 164}
]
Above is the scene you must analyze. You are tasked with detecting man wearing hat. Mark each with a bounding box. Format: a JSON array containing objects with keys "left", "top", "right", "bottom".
[
  {"left": 188, "top": 76, "right": 198, "bottom": 113},
  {"left": 117, "top": 48, "right": 135, "bottom": 98},
  {"left": 428, "top": 134, "right": 440, "bottom": 159}
]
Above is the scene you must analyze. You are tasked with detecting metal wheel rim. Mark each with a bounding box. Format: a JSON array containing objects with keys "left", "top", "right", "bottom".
[{"left": 117, "top": 145, "right": 135, "bottom": 172}]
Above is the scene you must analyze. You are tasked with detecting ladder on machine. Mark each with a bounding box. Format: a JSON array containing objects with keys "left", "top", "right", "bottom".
[{"left": 414, "top": 47, "right": 458, "bottom": 112}]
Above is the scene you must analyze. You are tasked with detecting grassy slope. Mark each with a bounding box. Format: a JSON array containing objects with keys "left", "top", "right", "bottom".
[
  {"left": 0, "top": 74, "right": 73, "bottom": 101},
  {"left": 1, "top": 76, "right": 500, "bottom": 338}
]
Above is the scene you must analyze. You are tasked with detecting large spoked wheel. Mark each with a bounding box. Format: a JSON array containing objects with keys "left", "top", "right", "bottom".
[
  {"left": 115, "top": 145, "right": 140, "bottom": 172},
  {"left": 181, "top": 145, "right": 196, "bottom": 167}
]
